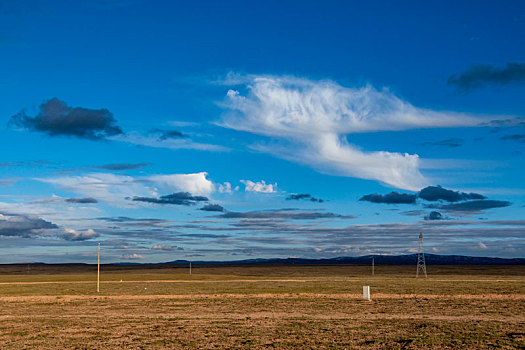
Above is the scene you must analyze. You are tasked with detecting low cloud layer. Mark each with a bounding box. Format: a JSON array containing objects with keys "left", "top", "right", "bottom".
[
  {"left": 286, "top": 193, "right": 324, "bottom": 203},
  {"left": 216, "top": 210, "right": 354, "bottom": 220},
  {"left": 222, "top": 75, "right": 482, "bottom": 190},
  {"left": 9, "top": 98, "right": 122, "bottom": 139},
  {"left": 448, "top": 62, "right": 525, "bottom": 90},
  {"left": 133, "top": 192, "right": 208, "bottom": 206}
]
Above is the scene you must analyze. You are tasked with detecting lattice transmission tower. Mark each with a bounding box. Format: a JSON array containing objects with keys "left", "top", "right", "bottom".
[{"left": 416, "top": 232, "right": 427, "bottom": 278}]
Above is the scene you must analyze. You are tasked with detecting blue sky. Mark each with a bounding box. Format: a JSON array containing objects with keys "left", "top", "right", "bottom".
[{"left": 0, "top": 0, "right": 524, "bottom": 263}]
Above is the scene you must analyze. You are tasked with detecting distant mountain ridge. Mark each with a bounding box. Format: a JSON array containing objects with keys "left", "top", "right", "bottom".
[{"left": 156, "top": 253, "right": 524, "bottom": 266}]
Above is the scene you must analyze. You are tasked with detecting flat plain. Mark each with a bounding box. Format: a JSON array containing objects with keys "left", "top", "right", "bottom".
[{"left": 0, "top": 264, "right": 523, "bottom": 349}]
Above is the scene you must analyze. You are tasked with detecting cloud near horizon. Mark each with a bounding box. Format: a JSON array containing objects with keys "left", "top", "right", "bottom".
[
  {"left": 9, "top": 98, "right": 122, "bottom": 139},
  {"left": 221, "top": 75, "right": 483, "bottom": 190}
]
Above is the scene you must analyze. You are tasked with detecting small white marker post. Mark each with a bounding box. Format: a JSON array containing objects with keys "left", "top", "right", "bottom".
[
  {"left": 97, "top": 243, "right": 100, "bottom": 293},
  {"left": 363, "top": 286, "right": 371, "bottom": 301}
]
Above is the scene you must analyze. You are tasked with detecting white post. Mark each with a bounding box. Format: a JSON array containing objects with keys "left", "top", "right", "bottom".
[
  {"left": 363, "top": 286, "right": 370, "bottom": 301},
  {"left": 97, "top": 243, "right": 100, "bottom": 293},
  {"left": 189, "top": 262, "right": 192, "bottom": 275}
]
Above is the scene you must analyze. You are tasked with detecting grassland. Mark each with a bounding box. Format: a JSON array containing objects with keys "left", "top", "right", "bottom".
[{"left": 0, "top": 264, "right": 523, "bottom": 349}]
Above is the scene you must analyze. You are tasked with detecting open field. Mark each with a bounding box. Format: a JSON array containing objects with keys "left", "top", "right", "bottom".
[{"left": 0, "top": 265, "right": 523, "bottom": 349}]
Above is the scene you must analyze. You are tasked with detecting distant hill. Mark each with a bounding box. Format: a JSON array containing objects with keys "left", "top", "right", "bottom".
[{"left": 157, "top": 254, "right": 525, "bottom": 266}]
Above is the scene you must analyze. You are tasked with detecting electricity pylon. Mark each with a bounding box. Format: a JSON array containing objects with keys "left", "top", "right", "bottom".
[{"left": 416, "top": 232, "right": 427, "bottom": 278}]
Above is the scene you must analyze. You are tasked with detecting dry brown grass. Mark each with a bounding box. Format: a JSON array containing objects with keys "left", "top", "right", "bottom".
[{"left": 0, "top": 265, "right": 523, "bottom": 349}]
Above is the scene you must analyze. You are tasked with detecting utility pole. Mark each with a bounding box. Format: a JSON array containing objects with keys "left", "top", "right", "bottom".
[
  {"left": 189, "top": 262, "right": 192, "bottom": 275},
  {"left": 372, "top": 257, "right": 374, "bottom": 276},
  {"left": 416, "top": 233, "right": 427, "bottom": 278},
  {"left": 97, "top": 243, "right": 100, "bottom": 292}
]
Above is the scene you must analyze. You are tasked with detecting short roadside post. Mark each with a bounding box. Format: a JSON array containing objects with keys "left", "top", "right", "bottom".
[{"left": 363, "top": 286, "right": 370, "bottom": 301}]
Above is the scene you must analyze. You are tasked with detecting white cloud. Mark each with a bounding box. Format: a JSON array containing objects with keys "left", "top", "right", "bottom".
[
  {"left": 37, "top": 172, "right": 215, "bottom": 205},
  {"left": 478, "top": 242, "right": 488, "bottom": 250},
  {"left": 61, "top": 228, "right": 99, "bottom": 241},
  {"left": 218, "top": 182, "right": 239, "bottom": 193},
  {"left": 241, "top": 180, "right": 277, "bottom": 193},
  {"left": 123, "top": 253, "right": 145, "bottom": 260},
  {"left": 150, "top": 172, "right": 214, "bottom": 196},
  {"left": 221, "top": 75, "right": 484, "bottom": 190}
]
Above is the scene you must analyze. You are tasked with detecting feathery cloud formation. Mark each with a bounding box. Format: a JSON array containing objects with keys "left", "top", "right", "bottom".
[{"left": 222, "top": 75, "right": 481, "bottom": 190}]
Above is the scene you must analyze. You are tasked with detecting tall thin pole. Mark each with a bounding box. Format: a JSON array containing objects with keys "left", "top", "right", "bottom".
[
  {"left": 372, "top": 258, "right": 374, "bottom": 275},
  {"left": 97, "top": 243, "right": 100, "bottom": 292},
  {"left": 189, "top": 262, "right": 192, "bottom": 275}
]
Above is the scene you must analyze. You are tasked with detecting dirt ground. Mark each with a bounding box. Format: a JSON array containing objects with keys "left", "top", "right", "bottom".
[{"left": 0, "top": 265, "right": 523, "bottom": 349}]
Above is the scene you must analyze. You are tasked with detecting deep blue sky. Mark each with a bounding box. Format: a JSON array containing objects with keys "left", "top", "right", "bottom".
[{"left": 0, "top": 0, "right": 524, "bottom": 263}]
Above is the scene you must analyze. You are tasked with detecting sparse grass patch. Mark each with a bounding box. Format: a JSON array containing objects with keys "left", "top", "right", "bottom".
[{"left": 0, "top": 265, "right": 523, "bottom": 348}]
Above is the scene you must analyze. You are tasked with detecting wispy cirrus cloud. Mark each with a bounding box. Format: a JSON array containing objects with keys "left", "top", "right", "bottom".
[
  {"left": 109, "top": 131, "right": 228, "bottom": 152},
  {"left": 221, "top": 75, "right": 483, "bottom": 190}
]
